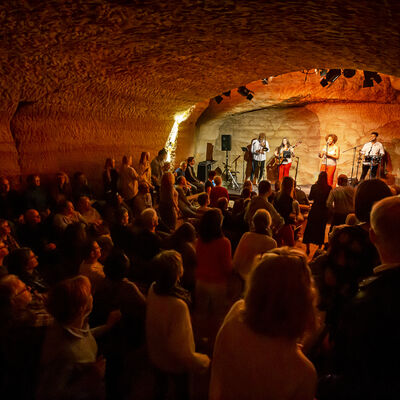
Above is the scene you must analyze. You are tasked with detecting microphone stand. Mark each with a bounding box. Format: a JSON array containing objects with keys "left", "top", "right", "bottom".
[
  {"left": 294, "top": 156, "right": 300, "bottom": 183},
  {"left": 342, "top": 144, "right": 363, "bottom": 183}
]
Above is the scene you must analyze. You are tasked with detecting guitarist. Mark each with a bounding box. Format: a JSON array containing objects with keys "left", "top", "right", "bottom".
[{"left": 274, "top": 138, "right": 295, "bottom": 181}]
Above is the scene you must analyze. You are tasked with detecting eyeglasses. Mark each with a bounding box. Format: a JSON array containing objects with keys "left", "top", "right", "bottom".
[{"left": 14, "top": 285, "right": 31, "bottom": 297}]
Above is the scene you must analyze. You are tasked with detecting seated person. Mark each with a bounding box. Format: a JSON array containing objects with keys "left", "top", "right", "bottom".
[
  {"left": 205, "top": 170, "right": 217, "bottom": 194},
  {"left": 209, "top": 176, "right": 229, "bottom": 207},
  {"left": 72, "top": 172, "right": 94, "bottom": 202},
  {"left": 79, "top": 240, "right": 105, "bottom": 293},
  {"left": 196, "top": 193, "right": 211, "bottom": 219},
  {"left": 76, "top": 196, "right": 102, "bottom": 225},
  {"left": 23, "top": 174, "right": 51, "bottom": 218},
  {"left": 36, "top": 276, "right": 120, "bottom": 400},
  {"left": 0, "top": 177, "right": 23, "bottom": 221},
  {"left": 146, "top": 250, "right": 210, "bottom": 399},
  {"left": 210, "top": 248, "right": 317, "bottom": 400},
  {"left": 185, "top": 157, "right": 205, "bottom": 193},
  {"left": 53, "top": 201, "right": 87, "bottom": 234},
  {"left": 49, "top": 172, "right": 72, "bottom": 208},
  {"left": 175, "top": 176, "right": 197, "bottom": 218},
  {"left": 0, "top": 218, "right": 20, "bottom": 252}
]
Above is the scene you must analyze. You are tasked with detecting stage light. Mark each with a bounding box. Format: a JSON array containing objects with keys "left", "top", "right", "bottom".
[
  {"left": 320, "top": 69, "right": 341, "bottom": 87},
  {"left": 246, "top": 93, "right": 253, "bottom": 100},
  {"left": 238, "top": 86, "right": 250, "bottom": 96},
  {"left": 222, "top": 91, "right": 231, "bottom": 97},
  {"left": 363, "top": 71, "right": 382, "bottom": 87},
  {"left": 343, "top": 69, "right": 356, "bottom": 78},
  {"left": 214, "top": 95, "right": 223, "bottom": 104}
]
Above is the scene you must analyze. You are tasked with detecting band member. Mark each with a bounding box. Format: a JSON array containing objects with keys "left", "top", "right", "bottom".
[
  {"left": 274, "top": 138, "right": 294, "bottom": 181},
  {"left": 360, "top": 132, "right": 385, "bottom": 180},
  {"left": 250, "top": 133, "right": 269, "bottom": 183},
  {"left": 319, "top": 134, "right": 339, "bottom": 187}
]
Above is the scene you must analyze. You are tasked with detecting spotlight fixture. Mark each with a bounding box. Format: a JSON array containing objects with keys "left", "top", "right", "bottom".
[
  {"left": 320, "top": 69, "right": 341, "bottom": 87},
  {"left": 261, "top": 78, "right": 269, "bottom": 85},
  {"left": 237, "top": 86, "right": 254, "bottom": 100},
  {"left": 214, "top": 95, "right": 223, "bottom": 104},
  {"left": 363, "top": 71, "right": 382, "bottom": 88},
  {"left": 222, "top": 91, "right": 231, "bottom": 97},
  {"left": 343, "top": 69, "right": 356, "bottom": 78},
  {"left": 319, "top": 69, "right": 328, "bottom": 77}
]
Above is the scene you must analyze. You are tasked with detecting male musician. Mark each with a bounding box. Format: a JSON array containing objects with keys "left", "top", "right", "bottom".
[
  {"left": 250, "top": 133, "right": 269, "bottom": 183},
  {"left": 360, "top": 132, "right": 385, "bottom": 180}
]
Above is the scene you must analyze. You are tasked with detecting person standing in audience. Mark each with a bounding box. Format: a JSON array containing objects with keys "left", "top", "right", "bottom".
[
  {"left": 209, "top": 176, "right": 229, "bottom": 208},
  {"left": 195, "top": 209, "right": 232, "bottom": 345},
  {"left": 119, "top": 155, "right": 139, "bottom": 205},
  {"left": 185, "top": 156, "right": 205, "bottom": 193},
  {"left": 0, "top": 176, "right": 23, "bottom": 221},
  {"left": 326, "top": 174, "right": 355, "bottom": 230},
  {"left": 103, "top": 158, "right": 119, "bottom": 196},
  {"left": 303, "top": 171, "right": 331, "bottom": 255},
  {"left": 233, "top": 209, "right": 277, "bottom": 282},
  {"left": 175, "top": 176, "right": 197, "bottom": 218},
  {"left": 138, "top": 151, "right": 154, "bottom": 190},
  {"left": 329, "top": 196, "right": 400, "bottom": 400},
  {"left": 151, "top": 148, "right": 167, "bottom": 189},
  {"left": 274, "top": 176, "right": 297, "bottom": 246},
  {"left": 146, "top": 250, "right": 210, "bottom": 400},
  {"left": 244, "top": 180, "right": 284, "bottom": 233},
  {"left": 158, "top": 172, "right": 180, "bottom": 232},
  {"left": 210, "top": 248, "right": 317, "bottom": 400}
]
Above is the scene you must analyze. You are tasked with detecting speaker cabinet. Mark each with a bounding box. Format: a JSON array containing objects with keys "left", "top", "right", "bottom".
[{"left": 221, "top": 134, "right": 232, "bottom": 151}]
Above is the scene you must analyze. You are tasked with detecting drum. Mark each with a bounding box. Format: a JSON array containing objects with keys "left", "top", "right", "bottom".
[{"left": 364, "top": 155, "right": 372, "bottom": 163}]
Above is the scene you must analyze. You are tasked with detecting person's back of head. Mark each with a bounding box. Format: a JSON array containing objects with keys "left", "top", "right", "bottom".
[
  {"left": 252, "top": 209, "right": 271, "bottom": 234},
  {"left": 258, "top": 180, "right": 272, "bottom": 196},
  {"left": 170, "top": 222, "right": 196, "bottom": 245},
  {"left": 176, "top": 176, "right": 186, "bottom": 186},
  {"left": 140, "top": 208, "right": 158, "bottom": 231},
  {"left": 208, "top": 170, "right": 217, "bottom": 180},
  {"left": 198, "top": 208, "right": 223, "bottom": 243},
  {"left": 241, "top": 188, "right": 251, "bottom": 199},
  {"left": 354, "top": 179, "right": 392, "bottom": 223},
  {"left": 217, "top": 197, "right": 228, "bottom": 211},
  {"left": 47, "top": 275, "right": 91, "bottom": 325},
  {"left": 316, "top": 171, "right": 328, "bottom": 187},
  {"left": 4, "top": 247, "right": 32, "bottom": 277},
  {"left": 244, "top": 247, "right": 317, "bottom": 340},
  {"left": 158, "top": 148, "right": 167, "bottom": 158},
  {"left": 280, "top": 176, "right": 294, "bottom": 197},
  {"left": 152, "top": 250, "right": 183, "bottom": 295},
  {"left": 337, "top": 174, "right": 348, "bottom": 187},
  {"left": 197, "top": 193, "right": 209, "bottom": 207},
  {"left": 213, "top": 176, "right": 222, "bottom": 187},
  {"left": 370, "top": 196, "right": 400, "bottom": 262},
  {"left": 104, "top": 249, "right": 130, "bottom": 281}
]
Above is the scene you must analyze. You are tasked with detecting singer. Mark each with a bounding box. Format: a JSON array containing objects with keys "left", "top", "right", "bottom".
[
  {"left": 319, "top": 134, "right": 339, "bottom": 187},
  {"left": 250, "top": 133, "right": 269, "bottom": 183}
]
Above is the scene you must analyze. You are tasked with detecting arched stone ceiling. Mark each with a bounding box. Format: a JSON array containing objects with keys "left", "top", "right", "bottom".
[{"left": 1, "top": 0, "right": 400, "bottom": 178}]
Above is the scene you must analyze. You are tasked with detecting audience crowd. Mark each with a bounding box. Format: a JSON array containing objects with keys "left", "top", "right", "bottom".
[{"left": 0, "top": 152, "right": 400, "bottom": 400}]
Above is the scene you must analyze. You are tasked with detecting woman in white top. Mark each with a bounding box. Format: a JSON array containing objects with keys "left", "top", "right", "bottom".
[
  {"left": 146, "top": 250, "right": 210, "bottom": 399},
  {"left": 319, "top": 134, "right": 340, "bottom": 187},
  {"left": 210, "top": 247, "right": 318, "bottom": 400},
  {"left": 233, "top": 209, "right": 277, "bottom": 282},
  {"left": 138, "top": 151, "right": 154, "bottom": 190},
  {"left": 119, "top": 155, "right": 139, "bottom": 202}
]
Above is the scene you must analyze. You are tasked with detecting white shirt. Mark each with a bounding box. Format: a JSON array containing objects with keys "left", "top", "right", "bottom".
[
  {"left": 361, "top": 141, "right": 384, "bottom": 165},
  {"left": 251, "top": 139, "right": 269, "bottom": 162}
]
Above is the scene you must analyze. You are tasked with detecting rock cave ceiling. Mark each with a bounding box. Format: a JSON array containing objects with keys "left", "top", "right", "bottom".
[{"left": 1, "top": 0, "right": 400, "bottom": 118}]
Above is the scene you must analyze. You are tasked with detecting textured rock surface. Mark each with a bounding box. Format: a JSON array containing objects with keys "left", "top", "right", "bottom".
[{"left": 1, "top": 1, "right": 400, "bottom": 187}]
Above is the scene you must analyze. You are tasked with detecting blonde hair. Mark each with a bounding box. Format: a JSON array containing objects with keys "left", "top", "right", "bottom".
[{"left": 244, "top": 247, "right": 317, "bottom": 340}]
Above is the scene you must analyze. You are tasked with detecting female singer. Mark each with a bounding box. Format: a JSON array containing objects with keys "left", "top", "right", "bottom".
[
  {"left": 319, "top": 134, "right": 339, "bottom": 187},
  {"left": 274, "top": 138, "right": 294, "bottom": 181}
]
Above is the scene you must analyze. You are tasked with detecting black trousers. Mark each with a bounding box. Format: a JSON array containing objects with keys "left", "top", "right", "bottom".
[{"left": 360, "top": 164, "right": 379, "bottom": 180}]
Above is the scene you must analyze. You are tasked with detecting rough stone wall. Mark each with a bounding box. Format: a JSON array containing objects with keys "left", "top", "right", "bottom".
[{"left": 1, "top": 1, "right": 400, "bottom": 188}]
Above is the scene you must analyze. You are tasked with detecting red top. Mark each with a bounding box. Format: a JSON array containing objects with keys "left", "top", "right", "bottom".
[
  {"left": 209, "top": 186, "right": 229, "bottom": 207},
  {"left": 195, "top": 237, "right": 232, "bottom": 284}
]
